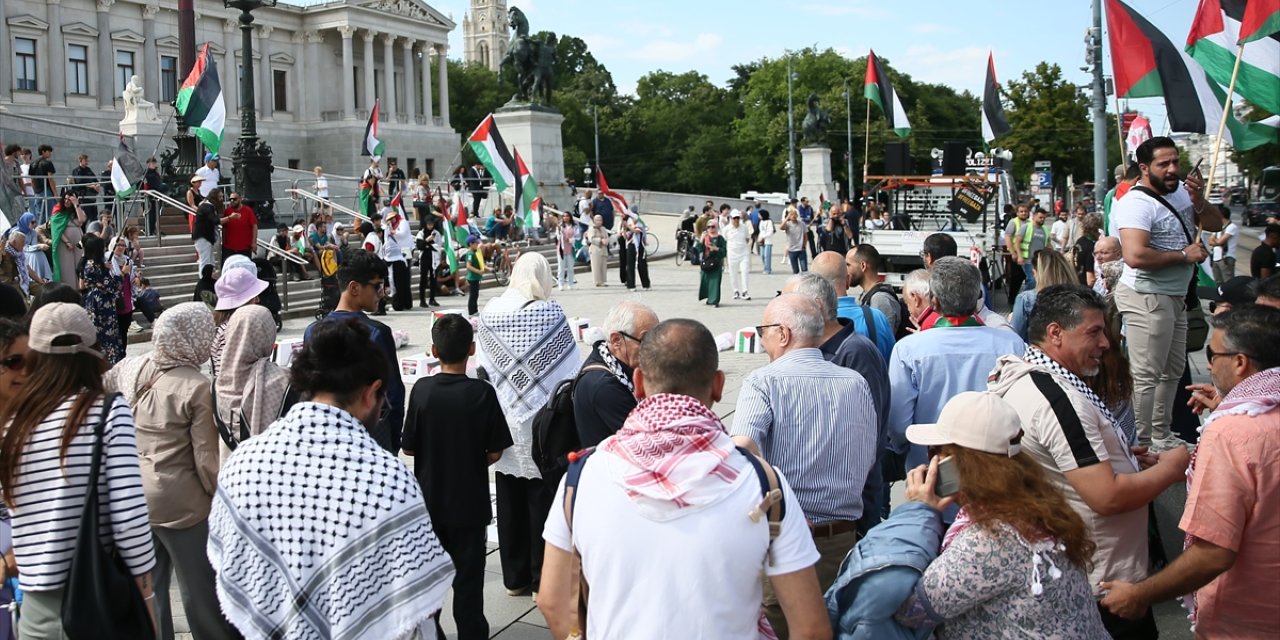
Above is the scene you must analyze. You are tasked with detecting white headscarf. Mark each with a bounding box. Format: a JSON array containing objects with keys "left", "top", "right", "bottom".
[
  {"left": 507, "top": 252, "right": 553, "bottom": 302},
  {"left": 108, "top": 302, "right": 214, "bottom": 404}
]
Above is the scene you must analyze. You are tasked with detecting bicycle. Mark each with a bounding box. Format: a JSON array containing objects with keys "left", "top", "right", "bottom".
[
  {"left": 643, "top": 230, "right": 659, "bottom": 256},
  {"left": 488, "top": 239, "right": 529, "bottom": 287},
  {"left": 675, "top": 229, "right": 695, "bottom": 266}
]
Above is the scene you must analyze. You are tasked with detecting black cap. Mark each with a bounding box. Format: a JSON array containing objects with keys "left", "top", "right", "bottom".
[{"left": 1198, "top": 276, "right": 1257, "bottom": 307}]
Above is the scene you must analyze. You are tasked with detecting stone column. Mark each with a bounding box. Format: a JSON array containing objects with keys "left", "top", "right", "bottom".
[
  {"left": 339, "top": 26, "right": 355, "bottom": 119},
  {"left": 306, "top": 31, "right": 323, "bottom": 120},
  {"left": 222, "top": 19, "right": 237, "bottom": 114},
  {"left": 142, "top": 3, "right": 159, "bottom": 102},
  {"left": 420, "top": 42, "right": 433, "bottom": 124},
  {"left": 401, "top": 39, "right": 415, "bottom": 122},
  {"left": 0, "top": 0, "right": 10, "bottom": 103},
  {"left": 94, "top": 0, "right": 113, "bottom": 109},
  {"left": 362, "top": 30, "right": 377, "bottom": 115},
  {"left": 381, "top": 34, "right": 396, "bottom": 121},
  {"left": 257, "top": 25, "right": 272, "bottom": 119},
  {"left": 436, "top": 43, "right": 449, "bottom": 129},
  {"left": 46, "top": 0, "right": 66, "bottom": 106}
]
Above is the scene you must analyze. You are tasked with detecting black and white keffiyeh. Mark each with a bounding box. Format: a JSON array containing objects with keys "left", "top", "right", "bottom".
[
  {"left": 207, "top": 402, "right": 454, "bottom": 640},
  {"left": 590, "top": 339, "right": 634, "bottom": 392},
  {"left": 477, "top": 298, "right": 580, "bottom": 427},
  {"left": 1024, "top": 346, "right": 1138, "bottom": 469}
]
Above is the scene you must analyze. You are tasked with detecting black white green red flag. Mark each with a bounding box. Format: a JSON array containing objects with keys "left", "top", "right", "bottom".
[
  {"left": 864, "top": 49, "right": 911, "bottom": 138},
  {"left": 595, "top": 167, "right": 639, "bottom": 224},
  {"left": 513, "top": 148, "right": 539, "bottom": 228},
  {"left": 982, "top": 52, "right": 1012, "bottom": 143},
  {"left": 110, "top": 135, "right": 145, "bottom": 199},
  {"left": 362, "top": 100, "right": 385, "bottom": 160},
  {"left": 1186, "top": 0, "right": 1280, "bottom": 116},
  {"left": 466, "top": 114, "right": 516, "bottom": 192},
  {"left": 174, "top": 43, "right": 225, "bottom": 155}
]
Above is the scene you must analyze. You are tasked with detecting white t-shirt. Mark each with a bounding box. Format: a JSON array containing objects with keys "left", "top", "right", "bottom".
[
  {"left": 1114, "top": 185, "right": 1195, "bottom": 296},
  {"left": 195, "top": 165, "right": 220, "bottom": 197},
  {"left": 544, "top": 450, "right": 819, "bottom": 640},
  {"left": 314, "top": 175, "right": 329, "bottom": 198},
  {"left": 1051, "top": 219, "right": 1068, "bottom": 250},
  {"left": 1212, "top": 222, "right": 1239, "bottom": 262},
  {"left": 723, "top": 220, "right": 752, "bottom": 255}
]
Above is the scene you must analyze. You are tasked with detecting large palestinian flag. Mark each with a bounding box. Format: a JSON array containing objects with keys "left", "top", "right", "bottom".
[
  {"left": 864, "top": 49, "right": 911, "bottom": 138},
  {"left": 982, "top": 52, "right": 1011, "bottom": 143},
  {"left": 1106, "top": 0, "right": 1276, "bottom": 150},
  {"left": 513, "top": 148, "right": 539, "bottom": 229},
  {"left": 110, "top": 135, "right": 145, "bottom": 198},
  {"left": 362, "top": 100, "right": 385, "bottom": 160},
  {"left": 174, "top": 43, "right": 225, "bottom": 155},
  {"left": 466, "top": 114, "right": 516, "bottom": 192},
  {"left": 1186, "top": 0, "right": 1280, "bottom": 116}
]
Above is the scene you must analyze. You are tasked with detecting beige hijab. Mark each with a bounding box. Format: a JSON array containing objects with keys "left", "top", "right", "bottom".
[
  {"left": 215, "top": 305, "right": 291, "bottom": 439},
  {"left": 507, "top": 252, "right": 554, "bottom": 302}
]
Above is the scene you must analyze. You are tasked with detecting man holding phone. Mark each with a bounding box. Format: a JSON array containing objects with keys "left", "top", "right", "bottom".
[{"left": 1112, "top": 137, "right": 1223, "bottom": 451}]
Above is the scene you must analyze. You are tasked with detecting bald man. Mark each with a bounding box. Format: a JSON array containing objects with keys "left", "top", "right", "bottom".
[
  {"left": 809, "top": 251, "right": 894, "bottom": 361},
  {"left": 1093, "top": 236, "right": 1122, "bottom": 296}
]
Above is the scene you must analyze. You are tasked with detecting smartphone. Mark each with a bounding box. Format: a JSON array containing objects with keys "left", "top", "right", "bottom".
[
  {"left": 1191, "top": 157, "right": 1204, "bottom": 177},
  {"left": 935, "top": 455, "right": 960, "bottom": 497}
]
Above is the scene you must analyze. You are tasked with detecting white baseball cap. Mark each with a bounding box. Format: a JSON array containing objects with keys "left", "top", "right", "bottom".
[
  {"left": 28, "top": 303, "right": 103, "bottom": 359},
  {"left": 906, "top": 392, "right": 1024, "bottom": 457}
]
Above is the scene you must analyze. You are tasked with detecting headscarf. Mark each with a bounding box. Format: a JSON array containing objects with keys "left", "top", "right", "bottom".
[
  {"left": 216, "top": 305, "right": 291, "bottom": 439},
  {"left": 16, "top": 212, "right": 36, "bottom": 244},
  {"left": 107, "top": 235, "right": 131, "bottom": 278},
  {"left": 109, "top": 302, "right": 214, "bottom": 404},
  {"left": 508, "top": 252, "right": 553, "bottom": 302},
  {"left": 4, "top": 233, "right": 30, "bottom": 295}
]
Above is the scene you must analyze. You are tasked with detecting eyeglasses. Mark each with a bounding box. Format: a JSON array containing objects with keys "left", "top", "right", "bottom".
[
  {"left": 362, "top": 280, "right": 386, "bottom": 292},
  {"left": 1206, "top": 345, "right": 1247, "bottom": 362},
  {"left": 0, "top": 354, "right": 25, "bottom": 371},
  {"left": 755, "top": 323, "right": 782, "bottom": 336},
  {"left": 619, "top": 331, "right": 644, "bottom": 344}
]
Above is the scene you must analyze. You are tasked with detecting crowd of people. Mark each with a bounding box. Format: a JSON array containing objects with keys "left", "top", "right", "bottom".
[{"left": 0, "top": 133, "right": 1273, "bottom": 640}]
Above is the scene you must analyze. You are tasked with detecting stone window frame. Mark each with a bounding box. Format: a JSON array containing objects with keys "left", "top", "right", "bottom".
[
  {"left": 66, "top": 43, "right": 90, "bottom": 95},
  {"left": 111, "top": 28, "right": 145, "bottom": 101},
  {"left": 268, "top": 50, "right": 294, "bottom": 115},
  {"left": 7, "top": 15, "right": 49, "bottom": 94},
  {"left": 61, "top": 22, "right": 99, "bottom": 98}
]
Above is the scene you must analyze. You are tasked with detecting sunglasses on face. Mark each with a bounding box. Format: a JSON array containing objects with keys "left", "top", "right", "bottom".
[{"left": 0, "top": 354, "right": 26, "bottom": 371}]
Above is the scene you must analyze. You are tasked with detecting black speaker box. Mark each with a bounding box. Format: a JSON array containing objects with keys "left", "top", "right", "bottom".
[
  {"left": 885, "top": 141, "right": 911, "bottom": 175},
  {"left": 942, "top": 142, "right": 967, "bottom": 176}
]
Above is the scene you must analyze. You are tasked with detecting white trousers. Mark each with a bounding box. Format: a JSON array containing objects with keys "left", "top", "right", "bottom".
[{"left": 728, "top": 252, "right": 750, "bottom": 294}]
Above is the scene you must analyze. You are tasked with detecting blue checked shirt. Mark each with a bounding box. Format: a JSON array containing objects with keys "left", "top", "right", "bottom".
[{"left": 730, "top": 348, "right": 878, "bottom": 523}]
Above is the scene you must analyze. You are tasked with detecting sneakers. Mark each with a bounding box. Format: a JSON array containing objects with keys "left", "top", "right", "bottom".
[
  {"left": 505, "top": 585, "right": 531, "bottom": 597},
  {"left": 733, "top": 291, "right": 741, "bottom": 300},
  {"left": 741, "top": 292, "right": 751, "bottom": 300}
]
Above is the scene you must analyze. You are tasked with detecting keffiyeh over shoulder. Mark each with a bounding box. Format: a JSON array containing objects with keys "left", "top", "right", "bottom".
[{"left": 207, "top": 402, "right": 454, "bottom": 640}]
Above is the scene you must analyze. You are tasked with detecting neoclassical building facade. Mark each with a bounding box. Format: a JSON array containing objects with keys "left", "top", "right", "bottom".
[
  {"left": 0, "top": 0, "right": 460, "bottom": 179},
  {"left": 461, "top": 0, "right": 505, "bottom": 73}
]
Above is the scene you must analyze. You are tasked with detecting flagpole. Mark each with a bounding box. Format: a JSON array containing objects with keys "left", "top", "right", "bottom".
[
  {"left": 1205, "top": 41, "right": 1246, "bottom": 200},
  {"left": 1113, "top": 93, "right": 1126, "bottom": 161},
  {"left": 862, "top": 97, "right": 871, "bottom": 183}
]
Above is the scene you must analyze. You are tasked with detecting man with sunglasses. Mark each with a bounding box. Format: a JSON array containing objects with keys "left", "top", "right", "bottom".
[
  {"left": 573, "top": 301, "right": 659, "bottom": 448},
  {"left": 302, "top": 249, "right": 405, "bottom": 453},
  {"left": 220, "top": 192, "right": 257, "bottom": 263},
  {"left": 1100, "top": 305, "right": 1280, "bottom": 638}
]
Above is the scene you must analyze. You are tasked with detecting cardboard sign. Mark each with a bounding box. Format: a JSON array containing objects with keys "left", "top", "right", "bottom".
[
  {"left": 948, "top": 180, "right": 997, "bottom": 223},
  {"left": 273, "top": 339, "right": 305, "bottom": 367},
  {"left": 570, "top": 317, "right": 592, "bottom": 342},
  {"left": 735, "top": 327, "right": 764, "bottom": 354},
  {"left": 400, "top": 355, "right": 440, "bottom": 379}
]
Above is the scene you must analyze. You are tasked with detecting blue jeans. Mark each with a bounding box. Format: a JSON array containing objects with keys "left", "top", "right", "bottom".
[
  {"left": 1022, "top": 263, "right": 1036, "bottom": 291},
  {"left": 35, "top": 188, "right": 53, "bottom": 225},
  {"left": 761, "top": 244, "right": 774, "bottom": 273},
  {"left": 788, "top": 250, "right": 807, "bottom": 274}
]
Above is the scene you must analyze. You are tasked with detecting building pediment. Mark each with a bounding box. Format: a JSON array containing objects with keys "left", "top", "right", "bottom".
[
  {"left": 269, "top": 51, "right": 295, "bottom": 64},
  {"left": 111, "top": 28, "right": 146, "bottom": 44},
  {"left": 155, "top": 35, "right": 180, "bottom": 48},
  {"left": 7, "top": 15, "right": 50, "bottom": 31},
  {"left": 62, "top": 22, "right": 100, "bottom": 38},
  {"left": 357, "top": 0, "right": 454, "bottom": 29},
  {"left": 206, "top": 42, "right": 226, "bottom": 55}
]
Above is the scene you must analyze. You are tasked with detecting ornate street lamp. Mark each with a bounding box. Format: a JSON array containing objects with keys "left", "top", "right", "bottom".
[{"left": 224, "top": 0, "right": 276, "bottom": 221}]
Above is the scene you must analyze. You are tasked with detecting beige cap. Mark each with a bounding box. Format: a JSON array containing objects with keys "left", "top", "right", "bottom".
[
  {"left": 906, "top": 391, "right": 1024, "bottom": 457},
  {"left": 28, "top": 303, "right": 103, "bottom": 359},
  {"left": 190, "top": 175, "right": 206, "bottom": 184}
]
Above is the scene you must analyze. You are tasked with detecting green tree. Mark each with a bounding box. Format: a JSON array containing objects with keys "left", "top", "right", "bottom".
[
  {"left": 1229, "top": 103, "right": 1280, "bottom": 186},
  {"left": 1000, "top": 62, "right": 1094, "bottom": 194}
]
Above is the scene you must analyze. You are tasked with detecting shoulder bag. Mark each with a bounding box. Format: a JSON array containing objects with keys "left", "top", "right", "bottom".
[
  {"left": 1131, "top": 186, "right": 1210, "bottom": 352},
  {"left": 61, "top": 392, "right": 157, "bottom": 640}
]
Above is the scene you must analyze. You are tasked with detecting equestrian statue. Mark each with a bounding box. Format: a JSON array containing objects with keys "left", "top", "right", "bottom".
[
  {"left": 801, "top": 93, "right": 832, "bottom": 146},
  {"left": 500, "top": 7, "right": 557, "bottom": 105}
]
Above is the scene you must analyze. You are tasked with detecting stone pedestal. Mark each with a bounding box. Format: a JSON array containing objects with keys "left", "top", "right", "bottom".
[
  {"left": 119, "top": 117, "right": 167, "bottom": 162},
  {"left": 492, "top": 106, "right": 572, "bottom": 209},
  {"left": 798, "top": 145, "right": 838, "bottom": 205}
]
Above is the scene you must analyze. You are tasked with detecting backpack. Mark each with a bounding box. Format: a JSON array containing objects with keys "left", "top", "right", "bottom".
[
  {"left": 561, "top": 446, "right": 785, "bottom": 638},
  {"left": 530, "top": 363, "right": 610, "bottom": 478},
  {"left": 860, "top": 284, "right": 912, "bottom": 341}
]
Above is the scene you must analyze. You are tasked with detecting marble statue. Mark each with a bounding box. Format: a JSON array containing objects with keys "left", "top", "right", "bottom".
[{"left": 121, "top": 75, "right": 159, "bottom": 123}]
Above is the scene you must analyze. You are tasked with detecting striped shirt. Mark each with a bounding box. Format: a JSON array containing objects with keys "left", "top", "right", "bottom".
[
  {"left": 6, "top": 394, "right": 155, "bottom": 591},
  {"left": 730, "top": 348, "right": 877, "bottom": 523}
]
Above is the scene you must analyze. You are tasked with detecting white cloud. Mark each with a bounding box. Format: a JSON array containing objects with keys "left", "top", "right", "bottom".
[{"left": 624, "top": 32, "right": 724, "bottom": 64}]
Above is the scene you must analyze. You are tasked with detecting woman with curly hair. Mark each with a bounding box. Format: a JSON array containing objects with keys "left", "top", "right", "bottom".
[{"left": 895, "top": 392, "right": 1107, "bottom": 638}]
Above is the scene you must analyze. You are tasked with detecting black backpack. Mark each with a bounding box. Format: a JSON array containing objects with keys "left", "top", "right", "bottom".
[
  {"left": 860, "top": 283, "right": 912, "bottom": 341},
  {"left": 531, "top": 363, "right": 610, "bottom": 478}
]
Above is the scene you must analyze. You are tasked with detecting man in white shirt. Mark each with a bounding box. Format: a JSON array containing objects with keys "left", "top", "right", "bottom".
[
  {"left": 538, "top": 319, "right": 828, "bottom": 640},
  {"left": 1051, "top": 209, "right": 1069, "bottom": 251},
  {"left": 1112, "top": 136, "right": 1223, "bottom": 449},
  {"left": 724, "top": 210, "right": 753, "bottom": 300},
  {"left": 194, "top": 153, "right": 220, "bottom": 198},
  {"left": 1207, "top": 209, "right": 1239, "bottom": 283}
]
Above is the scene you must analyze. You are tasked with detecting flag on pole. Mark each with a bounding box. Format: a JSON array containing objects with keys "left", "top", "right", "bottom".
[
  {"left": 1186, "top": 0, "right": 1280, "bottom": 116},
  {"left": 1106, "top": 0, "right": 1277, "bottom": 150},
  {"left": 1125, "top": 114, "right": 1153, "bottom": 157},
  {"left": 513, "top": 148, "right": 539, "bottom": 229},
  {"left": 440, "top": 192, "right": 462, "bottom": 273},
  {"left": 174, "top": 43, "right": 225, "bottom": 155},
  {"left": 110, "top": 135, "right": 145, "bottom": 199},
  {"left": 362, "top": 100, "right": 385, "bottom": 160},
  {"left": 864, "top": 49, "right": 911, "bottom": 138},
  {"left": 358, "top": 176, "right": 374, "bottom": 217},
  {"left": 982, "top": 52, "right": 1012, "bottom": 143},
  {"left": 595, "top": 166, "right": 638, "bottom": 225},
  {"left": 1239, "top": 0, "right": 1280, "bottom": 43},
  {"left": 452, "top": 187, "right": 469, "bottom": 229},
  {"left": 466, "top": 114, "right": 517, "bottom": 192}
]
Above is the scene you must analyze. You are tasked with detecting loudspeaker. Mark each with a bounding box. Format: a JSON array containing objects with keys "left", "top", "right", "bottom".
[
  {"left": 885, "top": 142, "right": 911, "bottom": 175},
  {"left": 942, "top": 142, "right": 967, "bottom": 176}
]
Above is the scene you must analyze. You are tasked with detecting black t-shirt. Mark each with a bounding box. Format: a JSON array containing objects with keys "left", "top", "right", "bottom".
[
  {"left": 1074, "top": 235, "right": 1097, "bottom": 284},
  {"left": 402, "top": 373, "right": 512, "bottom": 527},
  {"left": 572, "top": 349, "right": 637, "bottom": 448},
  {"left": 1251, "top": 243, "right": 1277, "bottom": 278},
  {"left": 192, "top": 201, "right": 219, "bottom": 242},
  {"left": 29, "top": 158, "right": 54, "bottom": 191}
]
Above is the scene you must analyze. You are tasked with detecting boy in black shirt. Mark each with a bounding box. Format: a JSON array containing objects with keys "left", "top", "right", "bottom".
[{"left": 402, "top": 314, "right": 511, "bottom": 640}]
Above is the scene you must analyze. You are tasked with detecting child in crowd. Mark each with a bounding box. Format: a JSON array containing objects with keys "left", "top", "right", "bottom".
[
  {"left": 401, "top": 314, "right": 511, "bottom": 640},
  {"left": 465, "top": 235, "right": 484, "bottom": 316}
]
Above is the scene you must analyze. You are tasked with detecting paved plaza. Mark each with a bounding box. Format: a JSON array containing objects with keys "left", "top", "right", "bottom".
[{"left": 152, "top": 211, "right": 1213, "bottom": 638}]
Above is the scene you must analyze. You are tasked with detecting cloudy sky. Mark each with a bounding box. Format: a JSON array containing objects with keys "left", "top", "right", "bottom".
[{"left": 439, "top": 0, "right": 1202, "bottom": 135}]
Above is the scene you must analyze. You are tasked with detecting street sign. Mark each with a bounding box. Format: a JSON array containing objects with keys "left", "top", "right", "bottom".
[
  {"left": 1034, "top": 160, "right": 1052, "bottom": 169},
  {"left": 1038, "top": 171, "right": 1053, "bottom": 188}
]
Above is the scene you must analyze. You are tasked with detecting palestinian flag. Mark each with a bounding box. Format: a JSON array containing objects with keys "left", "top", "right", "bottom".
[
  {"left": 452, "top": 185, "right": 469, "bottom": 228},
  {"left": 1186, "top": 0, "right": 1280, "bottom": 116},
  {"left": 1107, "top": 0, "right": 1277, "bottom": 150},
  {"left": 440, "top": 192, "right": 463, "bottom": 273},
  {"left": 982, "top": 52, "right": 1012, "bottom": 143},
  {"left": 174, "top": 43, "right": 225, "bottom": 155},
  {"left": 358, "top": 177, "right": 374, "bottom": 217},
  {"left": 110, "top": 135, "right": 145, "bottom": 199},
  {"left": 362, "top": 100, "right": 385, "bottom": 160},
  {"left": 513, "top": 148, "right": 539, "bottom": 229},
  {"left": 1240, "top": 0, "right": 1280, "bottom": 42},
  {"left": 864, "top": 49, "right": 911, "bottom": 138},
  {"left": 466, "top": 114, "right": 516, "bottom": 192},
  {"left": 595, "top": 166, "right": 638, "bottom": 226}
]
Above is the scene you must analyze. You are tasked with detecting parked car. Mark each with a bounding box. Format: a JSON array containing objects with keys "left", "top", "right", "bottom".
[{"left": 1245, "top": 201, "right": 1280, "bottom": 227}]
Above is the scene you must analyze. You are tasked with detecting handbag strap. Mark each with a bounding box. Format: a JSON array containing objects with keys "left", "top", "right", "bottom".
[
  {"left": 86, "top": 392, "right": 122, "bottom": 501},
  {"left": 1131, "top": 186, "right": 1195, "bottom": 244}
]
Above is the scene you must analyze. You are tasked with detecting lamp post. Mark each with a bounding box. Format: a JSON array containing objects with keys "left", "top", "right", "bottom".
[
  {"left": 786, "top": 54, "right": 797, "bottom": 200},
  {"left": 843, "top": 78, "right": 853, "bottom": 202},
  {"left": 583, "top": 165, "right": 593, "bottom": 189},
  {"left": 225, "top": 0, "right": 276, "bottom": 221},
  {"left": 592, "top": 105, "right": 600, "bottom": 176}
]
